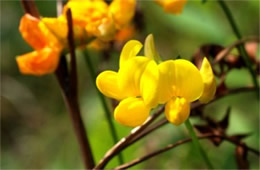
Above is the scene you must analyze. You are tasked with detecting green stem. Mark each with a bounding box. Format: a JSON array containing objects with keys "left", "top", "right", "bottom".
[
  {"left": 217, "top": 0, "right": 259, "bottom": 90},
  {"left": 185, "top": 119, "right": 214, "bottom": 169},
  {"left": 83, "top": 50, "right": 124, "bottom": 165}
]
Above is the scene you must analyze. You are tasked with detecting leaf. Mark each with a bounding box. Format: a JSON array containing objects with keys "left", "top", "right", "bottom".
[{"left": 219, "top": 106, "right": 231, "bottom": 130}]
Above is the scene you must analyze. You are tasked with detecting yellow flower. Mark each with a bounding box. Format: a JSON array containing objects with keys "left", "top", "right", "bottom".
[
  {"left": 156, "top": 0, "right": 187, "bottom": 14},
  {"left": 16, "top": 14, "right": 64, "bottom": 76},
  {"left": 96, "top": 34, "right": 216, "bottom": 127},
  {"left": 42, "top": 16, "right": 87, "bottom": 46},
  {"left": 96, "top": 40, "right": 158, "bottom": 127},
  {"left": 142, "top": 34, "right": 216, "bottom": 125},
  {"left": 63, "top": 0, "right": 136, "bottom": 41}
]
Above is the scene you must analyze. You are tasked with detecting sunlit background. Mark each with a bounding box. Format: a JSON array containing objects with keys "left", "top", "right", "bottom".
[{"left": 1, "top": 0, "right": 259, "bottom": 169}]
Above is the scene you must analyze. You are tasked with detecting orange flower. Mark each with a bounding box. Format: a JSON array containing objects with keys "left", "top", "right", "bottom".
[
  {"left": 115, "top": 25, "right": 136, "bottom": 42},
  {"left": 16, "top": 14, "right": 63, "bottom": 75},
  {"left": 156, "top": 0, "right": 187, "bottom": 14},
  {"left": 109, "top": 0, "right": 136, "bottom": 29}
]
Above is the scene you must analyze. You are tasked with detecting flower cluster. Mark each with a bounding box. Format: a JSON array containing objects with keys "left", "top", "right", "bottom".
[
  {"left": 16, "top": 0, "right": 136, "bottom": 76},
  {"left": 96, "top": 34, "right": 216, "bottom": 127}
]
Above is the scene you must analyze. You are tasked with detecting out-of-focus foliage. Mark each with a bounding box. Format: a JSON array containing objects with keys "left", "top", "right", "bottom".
[{"left": 1, "top": 0, "right": 259, "bottom": 169}]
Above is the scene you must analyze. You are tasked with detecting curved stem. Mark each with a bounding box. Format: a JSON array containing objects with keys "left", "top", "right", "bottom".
[
  {"left": 214, "top": 36, "right": 259, "bottom": 64},
  {"left": 185, "top": 119, "right": 214, "bottom": 169},
  {"left": 95, "top": 87, "right": 256, "bottom": 168},
  {"left": 83, "top": 51, "right": 124, "bottom": 165},
  {"left": 217, "top": 0, "right": 259, "bottom": 90},
  {"left": 118, "top": 86, "right": 256, "bottom": 155},
  {"left": 94, "top": 107, "right": 163, "bottom": 169},
  {"left": 114, "top": 133, "right": 259, "bottom": 170}
]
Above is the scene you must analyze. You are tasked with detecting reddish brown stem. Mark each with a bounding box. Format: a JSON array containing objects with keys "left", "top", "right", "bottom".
[
  {"left": 20, "top": 0, "right": 40, "bottom": 18},
  {"left": 94, "top": 107, "right": 164, "bottom": 169},
  {"left": 64, "top": 9, "right": 95, "bottom": 169},
  {"left": 20, "top": 1, "right": 95, "bottom": 168},
  {"left": 115, "top": 133, "right": 259, "bottom": 170},
  {"left": 95, "top": 86, "right": 256, "bottom": 169}
]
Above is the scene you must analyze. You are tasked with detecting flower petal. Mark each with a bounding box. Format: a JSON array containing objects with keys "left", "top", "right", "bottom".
[
  {"left": 165, "top": 96, "right": 190, "bottom": 125},
  {"left": 118, "top": 57, "right": 150, "bottom": 97},
  {"left": 144, "top": 34, "right": 160, "bottom": 61},
  {"left": 199, "top": 57, "right": 216, "bottom": 103},
  {"left": 172, "top": 59, "right": 204, "bottom": 102},
  {"left": 109, "top": 0, "right": 136, "bottom": 29},
  {"left": 42, "top": 16, "right": 68, "bottom": 41},
  {"left": 16, "top": 47, "right": 60, "bottom": 76},
  {"left": 114, "top": 97, "right": 150, "bottom": 127},
  {"left": 119, "top": 40, "right": 143, "bottom": 68},
  {"left": 96, "top": 70, "right": 125, "bottom": 100},
  {"left": 156, "top": 0, "right": 187, "bottom": 14},
  {"left": 19, "top": 14, "right": 47, "bottom": 50},
  {"left": 140, "top": 60, "right": 159, "bottom": 108},
  {"left": 157, "top": 60, "right": 175, "bottom": 104}
]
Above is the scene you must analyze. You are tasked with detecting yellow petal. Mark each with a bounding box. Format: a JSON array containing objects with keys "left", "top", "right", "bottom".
[
  {"left": 96, "top": 70, "right": 125, "bottom": 100},
  {"left": 156, "top": 0, "right": 187, "bottom": 14},
  {"left": 144, "top": 34, "right": 160, "bottom": 61},
  {"left": 42, "top": 16, "right": 68, "bottom": 41},
  {"left": 16, "top": 47, "right": 60, "bottom": 76},
  {"left": 64, "top": 0, "right": 112, "bottom": 38},
  {"left": 119, "top": 40, "right": 143, "bottom": 68},
  {"left": 140, "top": 60, "right": 159, "bottom": 108},
  {"left": 109, "top": 0, "right": 136, "bottom": 29},
  {"left": 118, "top": 57, "right": 150, "bottom": 97},
  {"left": 114, "top": 97, "right": 150, "bottom": 127},
  {"left": 165, "top": 96, "right": 190, "bottom": 126},
  {"left": 172, "top": 59, "right": 204, "bottom": 102},
  {"left": 157, "top": 60, "right": 175, "bottom": 104},
  {"left": 199, "top": 57, "right": 216, "bottom": 103},
  {"left": 96, "top": 16, "right": 116, "bottom": 40}
]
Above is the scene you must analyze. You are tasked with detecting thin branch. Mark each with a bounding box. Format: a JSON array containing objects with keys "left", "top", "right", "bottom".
[
  {"left": 67, "top": 9, "right": 77, "bottom": 97},
  {"left": 129, "top": 117, "right": 167, "bottom": 146},
  {"left": 217, "top": 0, "right": 259, "bottom": 89},
  {"left": 115, "top": 133, "right": 259, "bottom": 170},
  {"left": 83, "top": 50, "right": 125, "bottom": 164},
  {"left": 214, "top": 36, "right": 259, "bottom": 64},
  {"left": 20, "top": 1, "right": 95, "bottom": 168},
  {"left": 96, "top": 86, "right": 257, "bottom": 168},
  {"left": 128, "top": 86, "right": 257, "bottom": 148},
  {"left": 63, "top": 9, "right": 95, "bottom": 169},
  {"left": 94, "top": 106, "right": 164, "bottom": 169},
  {"left": 20, "top": 0, "right": 40, "bottom": 18}
]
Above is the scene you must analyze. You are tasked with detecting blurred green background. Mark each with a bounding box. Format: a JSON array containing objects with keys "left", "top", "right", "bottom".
[{"left": 1, "top": 0, "right": 259, "bottom": 169}]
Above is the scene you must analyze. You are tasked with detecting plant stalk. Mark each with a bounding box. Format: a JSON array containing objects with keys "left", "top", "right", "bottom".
[
  {"left": 20, "top": 1, "right": 95, "bottom": 169},
  {"left": 185, "top": 119, "right": 214, "bottom": 169},
  {"left": 83, "top": 50, "right": 124, "bottom": 164},
  {"left": 217, "top": 0, "right": 259, "bottom": 90}
]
